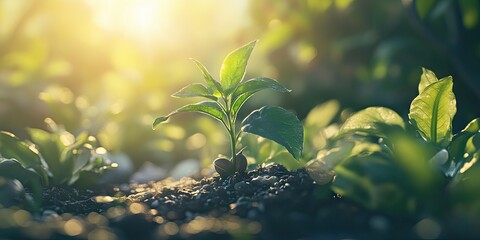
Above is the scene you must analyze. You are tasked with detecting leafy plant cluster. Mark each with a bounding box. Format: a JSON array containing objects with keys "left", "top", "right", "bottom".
[
  {"left": 0, "top": 118, "right": 115, "bottom": 209},
  {"left": 153, "top": 40, "right": 304, "bottom": 177},
  {"left": 308, "top": 68, "right": 480, "bottom": 215}
]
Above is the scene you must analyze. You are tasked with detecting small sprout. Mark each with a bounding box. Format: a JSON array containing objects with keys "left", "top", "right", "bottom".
[{"left": 153, "top": 40, "right": 303, "bottom": 177}]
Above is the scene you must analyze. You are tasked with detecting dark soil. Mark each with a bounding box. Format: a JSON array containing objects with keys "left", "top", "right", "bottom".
[{"left": 1, "top": 164, "right": 419, "bottom": 239}]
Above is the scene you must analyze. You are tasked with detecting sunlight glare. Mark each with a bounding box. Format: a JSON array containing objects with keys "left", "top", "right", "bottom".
[{"left": 85, "top": 0, "right": 171, "bottom": 43}]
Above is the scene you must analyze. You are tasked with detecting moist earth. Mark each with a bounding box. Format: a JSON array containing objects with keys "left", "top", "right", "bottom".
[{"left": 2, "top": 164, "right": 415, "bottom": 239}]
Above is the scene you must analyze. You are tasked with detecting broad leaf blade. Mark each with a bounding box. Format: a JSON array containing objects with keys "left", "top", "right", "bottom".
[
  {"left": 0, "top": 131, "right": 49, "bottom": 185},
  {"left": 172, "top": 83, "right": 217, "bottom": 100},
  {"left": 232, "top": 77, "right": 290, "bottom": 115},
  {"left": 445, "top": 118, "right": 480, "bottom": 176},
  {"left": 27, "top": 128, "right": 62, "bottom": 180},
  {"left": 332, "top": 152, "right": 413, "bottom": 214},
  {"left": 409, "top": 77, "right": 456, "bottom": 147},
  {"left": 0, "top": 158, "right": 43, "bottom": 207},
  {"left": 419, "top": 67, "right": 438, "bottom": 93},
  {"left": 339, "top": 107, "right": 405, "bottom": 138},
  {"left": 153, "top": 101, "right": 226, "bottom": 130},
  {"left": 220, "top": 40, "right": 257, "bottom": 95},
  {"left": 191, "top": 59, "right": 222, "bottom": 97},
  {"left": 242, "top": 106, "right": 303, "bottom": 159},
  {"left": 449, "top": 118, "right": 480, "bottom": 163},
  {"left": 266, "top": 151, "right": 304, "bottom": 170}
]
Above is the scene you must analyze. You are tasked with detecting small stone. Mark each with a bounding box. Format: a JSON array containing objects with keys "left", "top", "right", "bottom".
[
  {"left": 151, "top": 200, "right": 159, "bottom": 208},
  {"left": 236, "top": 196, "right": 250, "bottom": 205},
  {"left": 42, "top": 210, "right": 59, "bottom": 218},
  {"left": 251, "top": 175, "right": 278, "bottom": 186},
  {"left": 234, "top": 181, "right": 247, "bottom": 191}
]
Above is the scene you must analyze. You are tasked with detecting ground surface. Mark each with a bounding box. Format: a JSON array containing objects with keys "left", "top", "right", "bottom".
[{"left": 1, "top": 164, "right": 418, "bottom": 239}]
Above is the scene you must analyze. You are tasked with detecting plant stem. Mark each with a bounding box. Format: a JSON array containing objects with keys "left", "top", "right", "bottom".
[
  {"left": 229, "top": 125, "right": 237, "bottom": 171},
  {"left": 224, "top": 96, "right": 237, "bottom": 172}
]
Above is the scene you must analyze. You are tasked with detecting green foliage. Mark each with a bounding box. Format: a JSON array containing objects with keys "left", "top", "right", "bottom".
[
  {"left": 409, "top": 74, "right": 456, "bottom": 147},
  {"left": 445, "top": 118, "right": 480, "bottom": 177},
  {"left": 242, "top": 106, "right": 303, "bottom": 160},
  {"left": 26, "top": 119, "right": 114, "bottom": 186},
  {"left": 241, "top": 100, "right": 340, "bottom": 171},
  {"left": 311, "top": 68, "right": 479, "bottom": 215},
  {"left": 0, "top": 119, "right": 115, "bottom": 207},
  {"left": 153, "top": 41, "right": 303, "bottom": 176},
  {"left": 0, "top": 159, "right": 42, "bottom": 210},
  {"left": 221, "top": 40, "right": 256, "bottom": 95},
  {"left": 339, "top": 107, "right": 405, "bottom": 138},
  {"left": 0, "top": 132, "right": 49, "bottom": 185}
]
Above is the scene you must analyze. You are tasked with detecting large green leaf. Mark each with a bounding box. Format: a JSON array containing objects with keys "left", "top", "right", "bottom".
[
  {"left": 332, "top": 152, "right": 414, "bottom": 214},
  {"left": 445, "top": 118, "right": 480, "bottom": 176},
  {"left": 220, "top": 40, "right": 257, "bottom": 95},
  {"left": 153, "top": 101, "right": 226, "bottom": 130},
  {"left": 241, "top": 106, "right": 303, "bottom": 159},
  {"left": 339, "top": 107, "right": 405, "bottom": 138},
  {"left": 231, "top": 77, "right": 290, "bottom": 115},
  {"left": 0, "top": 158, "right": 42, "bottom": 206},
  {"left": 449, "top": 118, "right": 480, "bottom": 162},
  {"left": 56, "top": 134, "right": 91, "bottom": 185},
  {"left": 191, "top": 59, "right": 222, "bottom": 97},
  {"left": 172, "top": 83, "right": 217, "bottom": 100},
  {"left": 418, "top": 67, "right": 438, "bottom": 93},
  {"left": 27, "top": 128, "right": 62, "bottom": 180},
  {"left": 0, "top": 131, "right": 49, "bottom": 185},
  {"left": 409, "top": 77, "right": 456, "bottom": 147}
]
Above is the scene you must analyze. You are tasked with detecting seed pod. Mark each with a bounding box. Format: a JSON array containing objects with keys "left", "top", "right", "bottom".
[
  {"left": 235, "top": 151, "right": 247, "bottom": 173},
  {"left": 214, "top": 158, "right": 233, "bottom": 178}
]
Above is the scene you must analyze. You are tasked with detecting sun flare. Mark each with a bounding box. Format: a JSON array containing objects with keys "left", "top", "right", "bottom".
[{"left": 86, "top": 0, "right": 171, "bottom": 42}]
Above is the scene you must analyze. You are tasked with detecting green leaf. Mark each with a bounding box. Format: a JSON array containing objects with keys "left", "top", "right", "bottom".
[
  {"left": 266, "top": 151, "right": 304, "bottom": 170},
  {"left": 191, "top": 59, "right": 223, "bottom": 97},
  {"left": 304, "top": 100, "right": 341, "bottom": 130},
  {"left": 449, "top": 118, "right": 480, "bottom": 162},
  {"left": 153, "top": 101, "right": 226, "bottom": 130},
  {"left": 0, "top": 158, "right": 43, "bottom": 206},
  {"left": 220, "top": 40, "right": 257, "bottom": 95},
  {"left": 409, "top": 76, "right": 456, "bottom": 147},
  {"left": 332, "top": 152, "right": 414, "bottom": 214},
  {"left": 172, "top": 83, "right": 217, "bottom": 100},
  {"left": 242, "top": 106, "right": 303, "bottom": 159},
  {"left": 231, "top": 77, "right": 290, "bottom": 115},
  {"left": 339, "top": 107, "right": 405, "bottom": 138},
  {"left": 445, "top": 118, "right": 480, "bottom": 176},
  {"left": 419, "top": 67, "right": 438, "bottom": 93},
  {"left": 0, "top": 131, "right": 49, "bottom": 185},
  {"left": 27, "top": 128, "right": 62, "bottom": 179}
]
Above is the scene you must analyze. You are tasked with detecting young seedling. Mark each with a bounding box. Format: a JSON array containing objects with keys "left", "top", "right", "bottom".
[{"left": 153, "top": 40, "right": 303, "bottom": 177}]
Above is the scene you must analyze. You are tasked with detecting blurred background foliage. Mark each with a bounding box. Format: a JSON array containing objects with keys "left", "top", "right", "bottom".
[{"left": 0, "top": 0, "right": 479, "bottom": 174}]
